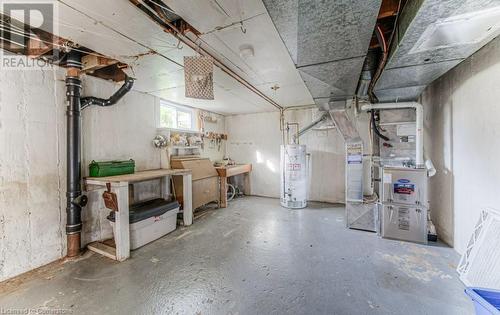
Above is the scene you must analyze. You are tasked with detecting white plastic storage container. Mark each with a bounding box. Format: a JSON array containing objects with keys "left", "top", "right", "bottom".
[{"left": 108, "top": 199, "right": 179, "bottom": 250}]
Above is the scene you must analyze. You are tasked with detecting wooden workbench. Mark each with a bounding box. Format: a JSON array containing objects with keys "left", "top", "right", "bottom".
[
  {"left": 216, "top": 164, "right": 252, "bottom": 208},
  {"left": 84, "top": 169, "right": 192, "bottom": 261}
]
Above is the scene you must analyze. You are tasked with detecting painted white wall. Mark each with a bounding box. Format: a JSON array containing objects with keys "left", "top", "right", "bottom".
[
  {"left": 421, "top": 35, "right": 500, "bottom": 254},
  {"left": 0, "top": 69, "right": 224, "bottom": 281},
  {"left": 225, "top": 111, "right": 282, "bottom": 198},
  {"left": 0, "top": 68, "right": 66, "bottom": 282},
  {"left": 198, "top": 111, "right": 227, "bottom": 162},
  {"left": 225, "top": 108, "right": 346, "bottom": 203}
]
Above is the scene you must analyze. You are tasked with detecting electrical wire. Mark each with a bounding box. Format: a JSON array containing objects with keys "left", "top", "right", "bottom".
[
  {"left": 371, "top": 110, "right": 389, "bottom": 141},
  {"left": 147, "top": 0, "right": 177, "bottom": 15},
  {"left": 367, "top": 0, "right": 403, "bottom": 103}
]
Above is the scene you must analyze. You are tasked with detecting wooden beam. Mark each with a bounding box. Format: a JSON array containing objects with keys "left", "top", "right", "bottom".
[
  {"left": 82, "top": 54, "right": 118, "bottom": 72},
  {"left": 378, "top": 0, "right": 399, "bottom": 19}
]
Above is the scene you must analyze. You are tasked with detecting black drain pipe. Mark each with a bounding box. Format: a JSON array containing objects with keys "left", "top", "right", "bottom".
[
  {"left": 81, "top": 76, "right": 134, "bottom": 109},
  {"left": 65, "top": 50, "right": 85, "bottom": 257},
  {"left": 64, "top": 50, "right": 134, "bottom": 257}
]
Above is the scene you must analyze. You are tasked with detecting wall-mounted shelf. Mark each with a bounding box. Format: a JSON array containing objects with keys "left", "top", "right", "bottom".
[
  {"left": 157, "top": 127, "right": 201, "bottom": 135},
  {"left": 170, "top": 146, "right": 201, "bottom": 149}
]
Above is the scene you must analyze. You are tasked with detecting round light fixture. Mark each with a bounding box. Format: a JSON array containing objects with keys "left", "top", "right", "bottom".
[{"left": 239, "top": 44, "right": 254, "bottom": 58}]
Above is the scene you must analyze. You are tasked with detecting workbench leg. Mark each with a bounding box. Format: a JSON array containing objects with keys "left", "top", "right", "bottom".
[
  {"left": 243, "top": 173, "right": 251, "bottom": 196},
  {"left": 182, "top": 174, "right": 193, "bottom": 226},
  {"left": 160, "top": 175, "right": 170, "bottom": 200},
  {"left": 114, "top": 183, "right": 130, "bottom": 261},
  {"left": 220, "top": 177, "right": 227, "bottom": 208}
]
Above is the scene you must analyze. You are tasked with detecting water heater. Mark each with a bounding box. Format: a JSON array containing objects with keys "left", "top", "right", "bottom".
[{"left": 280, "top": 144, "right": 307, "bottom": 209}]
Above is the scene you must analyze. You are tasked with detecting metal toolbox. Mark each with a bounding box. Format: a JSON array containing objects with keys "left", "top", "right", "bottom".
[
  {"left": 89, "top": 159, "right": 135, "bottom": 177},
  {"left": 380, "top": 203, "right": 428, "bottom": 244}
]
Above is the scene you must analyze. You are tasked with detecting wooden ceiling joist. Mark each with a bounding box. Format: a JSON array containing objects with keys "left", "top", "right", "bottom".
[{"left": 378, "top": 0, "right": 400, "bottom": 19}]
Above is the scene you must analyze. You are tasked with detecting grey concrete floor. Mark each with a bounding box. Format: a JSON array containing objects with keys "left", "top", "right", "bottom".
[{"left": 0, "top": 196, "right": 473, "bottom": 315}]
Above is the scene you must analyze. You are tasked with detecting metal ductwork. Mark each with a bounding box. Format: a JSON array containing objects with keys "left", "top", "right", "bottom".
[
  {"left": 262, "top": 0, "right": 382, "bottom": 109},
  {"left": 64, "top": 50, "right": 134, "bottom": 257},
  {"left": 375, "top": 0, "right": 500, "bottom": 101},
  {"left": 357, "top": 50, "right": 379, "bottom": 100}
]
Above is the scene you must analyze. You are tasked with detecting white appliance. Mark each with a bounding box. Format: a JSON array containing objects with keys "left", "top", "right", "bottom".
[
  {"left": 280, "top": 144, "right": 307, "bottom": 209},
  {"left": 379, "top": 167, "right": 428, "bottom": 244}
]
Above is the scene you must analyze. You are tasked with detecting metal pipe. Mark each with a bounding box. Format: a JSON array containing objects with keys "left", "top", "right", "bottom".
[
  {"left": 130, "top": 0, "right": 283, "bottom": 111},
  {"left": 367, "top": 25, "right": 388, "bottom": 103},
  {"left": 361, "top": 102, "right": 424, "bottom": 167},
  {"left": 286, "top": 122, "right": 299, "bottom": 144},
  {"left": 292, "top": 112, "right": 328, "bottom": 143},
  {"left": 64, "top": 50, "right": 134, "bottom": 258},
  {"left": 367, "top": 0, "right": 403, "bottom": 102},
  {"left": 65, "top": 50, "right": 84, "bottom": 257}
]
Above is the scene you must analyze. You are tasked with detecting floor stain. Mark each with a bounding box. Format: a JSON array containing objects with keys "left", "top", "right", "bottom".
[{"left": 380, "top": 253, "right": 452, "bottom": 282}]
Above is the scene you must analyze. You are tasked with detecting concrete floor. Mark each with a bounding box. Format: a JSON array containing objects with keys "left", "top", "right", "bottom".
[{"left": 0, "top": 196, "right": 472, "bottom": 314}]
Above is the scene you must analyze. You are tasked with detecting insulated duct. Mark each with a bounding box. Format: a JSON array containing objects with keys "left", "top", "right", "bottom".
[
  {"left": 65, "top": 50, "right": 134, "bottom": 257},
  {"left": 374, "top": 1, "right": 500, "bottom": 101},
  {"left": 263, "top": 0, "right": 382, "bottom": 108}
]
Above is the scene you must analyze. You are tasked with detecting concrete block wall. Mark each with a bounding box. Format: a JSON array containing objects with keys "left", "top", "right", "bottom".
[
  {"left": 0, "top": 69, "right": 67, "bottom": 281},
  {"left": 0, "top": 69, "right": 224, "bottom": 281},
  {"left": 421, "top": 35, "right": 500, "bottom": 254}
]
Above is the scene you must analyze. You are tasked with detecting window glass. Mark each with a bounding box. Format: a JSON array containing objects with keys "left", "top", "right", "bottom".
[
  {"left": 177, "top": 110, "right": 192, "bottom": 129},
  {"left": 159, "top": 100, "right": 194, "bottom": 130},
  {"left": 159, "top": 105, "right": 176, "bottom": 128}
]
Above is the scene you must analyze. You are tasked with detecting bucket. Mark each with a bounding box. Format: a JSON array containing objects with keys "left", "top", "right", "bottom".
[{"left": 465, "top": 287, "right": 500, "bottom": 315}]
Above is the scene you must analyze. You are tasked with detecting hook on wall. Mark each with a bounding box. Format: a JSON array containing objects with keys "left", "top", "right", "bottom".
[{"left": 176, "top": 39, "right": 183, "bottom": 49}]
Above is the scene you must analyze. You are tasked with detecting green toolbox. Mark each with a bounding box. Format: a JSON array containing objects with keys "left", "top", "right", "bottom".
[{"left": 89, "top": 159, "right": 135, "bottom": 177}]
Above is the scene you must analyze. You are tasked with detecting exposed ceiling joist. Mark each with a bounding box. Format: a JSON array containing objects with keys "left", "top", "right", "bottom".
[{"left": 131, "top": 0, "right": 284, "bottom": 111}]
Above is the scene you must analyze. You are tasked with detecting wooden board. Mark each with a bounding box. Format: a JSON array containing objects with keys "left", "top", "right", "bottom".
[
  {"left": 85, "top": 169, "right": 191, "bottom": 183},
  {"left": 173, "top": 176, "right": 219, "bottom": 210},
  {"left": 216, "top": 164, "right": 252, "bottom": 178},
  {"left": 171, "top": 158, "right": 218, "bottom": 181},
  {"left": 87, "top": 241, "right": 117, "bottom": 260}
]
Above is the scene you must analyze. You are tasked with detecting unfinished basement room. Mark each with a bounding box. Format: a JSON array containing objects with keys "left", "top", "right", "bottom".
[{"left": 1, "top": 0, "right": 500, "bottom": 314}]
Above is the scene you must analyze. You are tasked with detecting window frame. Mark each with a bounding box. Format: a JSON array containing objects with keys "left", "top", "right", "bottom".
[{"left": 156, "top": 99, "right": 197, "bottom": 132}]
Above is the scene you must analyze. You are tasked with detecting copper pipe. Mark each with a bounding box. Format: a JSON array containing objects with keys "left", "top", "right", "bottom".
[
  {"left": 368, "top": 25, "right": 388, "bottom": 103},
  {"left": 368, "top": 0, "right": 403, "bottom": 103},
  {"left": 131, "top": 0, "right": 283, "bottom": 111},
  {"left": 67, "top": 233, "right": 81, "bottom": 257}
]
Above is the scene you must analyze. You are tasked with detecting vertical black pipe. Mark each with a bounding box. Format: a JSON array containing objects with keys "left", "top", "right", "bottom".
[{"left": 65, "top": 51, "right": 83, "bottom": 256}]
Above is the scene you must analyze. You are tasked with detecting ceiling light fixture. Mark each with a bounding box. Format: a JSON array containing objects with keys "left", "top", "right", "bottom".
[{"left": 239, "top": 44, "right": 254, "bottom": 59}]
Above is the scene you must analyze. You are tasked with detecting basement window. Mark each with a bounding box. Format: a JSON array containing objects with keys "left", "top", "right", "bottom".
[{"left": 159, "top": 100, "right": 195, "bottom": 131}]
